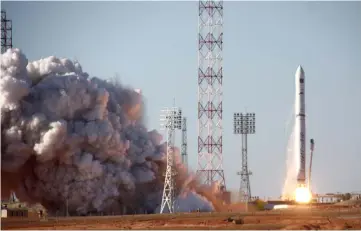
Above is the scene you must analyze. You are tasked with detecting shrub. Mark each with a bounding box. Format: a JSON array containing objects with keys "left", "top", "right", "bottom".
[{"left": 254, "top": 199, "right": 267, "bottom": 211}]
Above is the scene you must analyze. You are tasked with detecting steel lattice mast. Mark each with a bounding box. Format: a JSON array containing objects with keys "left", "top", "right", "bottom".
[
  {"left": 159, "top": 108, "right": 182, "bottom": 214},
  {"left": 1, "top": 10, "right": 13, "bottom": 54},
  {"left": 197, "top": 0, "right": 226, "bottom": 188},
  {"left": 234, "top": 113, "right": 256, "bottom": 203},
  {"left": 181, "top": 117, "right": 188, "bottom": 169}
]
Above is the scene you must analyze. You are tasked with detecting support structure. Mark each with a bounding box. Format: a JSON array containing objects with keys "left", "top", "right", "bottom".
[
  {"left": 159, "top": 107, "right": 182, "bottom": 214},
  {"left": 308, "top": 138, "right": 315, "bottom": 192},
  {"left": 197, "top": 0, "right": 226, "bottom": 189},
  {"left": 234, "top": 113, "right": 256, "bottom": 203},
  {"left": 1, "top": 10, "right": 12, "bottom": 54},
  {"left": 181, "top": 117, "right": 188, "bottom": 169}
]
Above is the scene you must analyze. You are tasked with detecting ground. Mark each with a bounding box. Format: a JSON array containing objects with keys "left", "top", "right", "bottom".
[{"left": 2, "top": 206, "right": 361, "bottom": 230}]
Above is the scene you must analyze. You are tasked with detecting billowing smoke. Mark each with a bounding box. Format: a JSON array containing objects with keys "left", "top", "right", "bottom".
[{"left": 0, "top": 48, "right": 215, "bottom": 215}]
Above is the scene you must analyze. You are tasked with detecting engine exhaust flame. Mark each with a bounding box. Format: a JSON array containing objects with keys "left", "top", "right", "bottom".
[{"left": 295, "top": 185, "right": 311, "bottom": 204}]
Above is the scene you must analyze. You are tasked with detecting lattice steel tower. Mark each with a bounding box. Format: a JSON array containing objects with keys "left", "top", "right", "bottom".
[
  {"left": 181, "top": 117, "right": 188, "bottom": 169},
  {"left": 197, "top": 0, "right": 226, "bottom": 189},
  {"left": 159, "top": 108, "right": 182, "bottom": 214},
  {"left": 1, "top": 10, "right": 12, "bottom": 54},
  {"left": 234, "top": 113, "right": 256, "bottom": 202}
]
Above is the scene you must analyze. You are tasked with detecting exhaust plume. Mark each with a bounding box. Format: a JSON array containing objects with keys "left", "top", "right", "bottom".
[{"left": 1, "top": 48, "right": 215, "bottom": 215}]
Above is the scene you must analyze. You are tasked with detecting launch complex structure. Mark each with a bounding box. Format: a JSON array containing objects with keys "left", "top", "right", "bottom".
[
  {"left": 159, "top": 8, "right": 315, "bottom": 210},
  {"left": 234, "top": 113, "right": 256, "bottom": 203},
  {"left": 159, "top": 0, "right": 241, "bottom": 212},
  {"left": 197, "top": 0, "right": 226, "bottom": 190},
  {"left": 159, "top": 107, "right": 183, "bottom": 214},
  {"left": 1, "top": 10, "right": 13, "bottom": 53},
  {"left": 1, "top": 1, "right": 318, "bottom": 216}
]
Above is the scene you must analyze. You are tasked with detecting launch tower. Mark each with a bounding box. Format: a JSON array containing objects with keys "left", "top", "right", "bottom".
[
  {"left": 197, "top": 0, "right": 226, "bottom": 189},
  {"left": 308, "top": 138, "right": 315, "bottom": 192},
  {"left": 1, "top": 10, "right": 12, "bottom": 53}
]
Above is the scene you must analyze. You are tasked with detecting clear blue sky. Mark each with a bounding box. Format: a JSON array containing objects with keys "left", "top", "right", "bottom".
[{"left": 3, "top": 1, "right": 361, "bottom": 198}]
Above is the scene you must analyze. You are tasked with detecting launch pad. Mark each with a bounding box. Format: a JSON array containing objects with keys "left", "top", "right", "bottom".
[{"left": 3, "top": 205, "right": 361, "bottom": 230}]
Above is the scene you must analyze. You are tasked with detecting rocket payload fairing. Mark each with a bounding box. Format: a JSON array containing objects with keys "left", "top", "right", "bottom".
[{"left": 295, "top": 65, "right": 306, "bottom": 186}]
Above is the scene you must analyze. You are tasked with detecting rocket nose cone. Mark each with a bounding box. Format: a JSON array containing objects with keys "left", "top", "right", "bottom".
[{"left": 296, "top": 65, "right": 305, "bottom": 78}]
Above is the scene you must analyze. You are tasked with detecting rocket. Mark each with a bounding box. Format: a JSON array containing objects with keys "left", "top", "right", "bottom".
[{"left": 295, "top": 65, "right": 306, "bottom": 186}]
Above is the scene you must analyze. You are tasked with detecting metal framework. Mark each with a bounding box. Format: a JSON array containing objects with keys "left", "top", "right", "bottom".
[
  {"left": 234, "top": 113, "right": 256, "bottom": 202},
  {"left": 308, "top": 138, "right": 315, "bottom": 192},
  {"left": 197, "top": 0, "right": 226, "bottom": 189},
  {"left": 159, "top": 107, "right": 182, "bottom": 214},
  {"left": 181, "top": 117, "right": 188, "bottom": 169},
  {"left": 1, "top": 10, "right": 12, "bottom": 54}
]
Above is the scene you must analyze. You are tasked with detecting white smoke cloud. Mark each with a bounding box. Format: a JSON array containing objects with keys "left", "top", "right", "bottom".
[{"left": 0, "top": 48, "right": 214, "bottom": 215}]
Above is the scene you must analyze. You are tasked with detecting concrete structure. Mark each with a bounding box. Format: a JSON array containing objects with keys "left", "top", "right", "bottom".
[
  {"left": 351, "top": 193, "right": 361, "bottom": 200},
  {"left": 1, "top": 208, "right": 29, "bottom": 218},
  {"left": 2, "top": 209, "right": 8, "bottom": 218},
  {"left": 313, "top": 193, "right": 344, "bottom": 203}
]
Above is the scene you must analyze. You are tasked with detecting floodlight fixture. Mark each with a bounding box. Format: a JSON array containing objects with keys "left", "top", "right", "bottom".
[{"left": 233, "top": 112, "right": 256, "bottom": 134}]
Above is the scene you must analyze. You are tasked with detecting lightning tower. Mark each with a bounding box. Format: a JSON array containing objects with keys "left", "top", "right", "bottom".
[
  {"left": 197, "top": 0, "right": 226, "bottom": 188},
  {"left": 159, "top": 107, "right": 182, "bottom": 214},
  {"left": 1, "top": 10, "right": 13, "bottom": 53},
  {"left": 181, "top": 117, "right": 188, "bottom": 169},
  {"left": 234, "top": 113, "right": 256, "bottom": 202}
]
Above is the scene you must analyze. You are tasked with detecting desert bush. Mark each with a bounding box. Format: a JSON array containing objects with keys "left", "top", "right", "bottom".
[{"left": 254, "top": 199, "right": 267, "bottom": 211}]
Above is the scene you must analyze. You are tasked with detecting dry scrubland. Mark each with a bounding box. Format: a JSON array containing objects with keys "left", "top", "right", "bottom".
[{"left": 2, "top": 206, "right": 361, "bottom": 230}]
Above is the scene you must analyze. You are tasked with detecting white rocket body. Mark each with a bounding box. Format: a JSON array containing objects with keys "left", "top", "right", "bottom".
[{"left": 295, "top": 65, "right": 306, "bottom": 186}]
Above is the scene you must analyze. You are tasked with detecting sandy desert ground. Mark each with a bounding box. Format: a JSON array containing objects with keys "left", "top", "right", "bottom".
[{"left": 2, "top": 206, "right": 361, "bottom": 230}]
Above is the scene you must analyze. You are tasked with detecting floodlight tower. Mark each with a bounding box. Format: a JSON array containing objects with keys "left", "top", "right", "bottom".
[
  {"left": 159, "top": 107, "right": 182, "bottom": 214},
  {"left": 234, "top": 113, "right": 256, "bottom": 202},
  {"left": 1, "top": 10, "right": 12, "bottom": 54},
  {"left": 181, "top": 117, "right": 188, "bottom": 169},
  {"left": 197, "top": 0, "right": 226, "bottom": 189}
]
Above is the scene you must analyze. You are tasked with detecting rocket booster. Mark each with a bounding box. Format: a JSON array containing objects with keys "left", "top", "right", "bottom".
[{"left": 295, "top": 65, "right": 306, "bottom": 185}]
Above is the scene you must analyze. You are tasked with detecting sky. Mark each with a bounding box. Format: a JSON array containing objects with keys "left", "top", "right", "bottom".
[{"left": 2, "top": 1, "right": 361, "bottom": 199}]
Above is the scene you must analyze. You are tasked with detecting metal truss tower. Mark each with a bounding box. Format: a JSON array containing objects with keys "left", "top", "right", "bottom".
[
  {"left": 181, "top": 117, "right": 188, "bottom": 169},
  {"left": 1, "top": 10, "right": 12, "bottom": 54},
  {"left": 234, "top": 113, "right": 256, "bottom": 203},
  {"left": 197, "top": 0, "right": 226, "bottom": 189},
  {"left": 159, "top": 107, "right": 182, "bottom": 214}
]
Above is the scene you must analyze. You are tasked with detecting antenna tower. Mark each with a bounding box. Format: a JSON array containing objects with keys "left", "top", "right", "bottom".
[
  {"left": 181, "top": 117, "right": 188, "bottom": 169},
  {"left": 234, "top": 113, "right": 256, "bottom": 203},
  {"left": 1, "top": 10, "right": 12, "bottom": 54},
  {"left": 197, "top": 0, "right": 226, "bottom": 189},
  {"left": 159, "top": 107, "right": 182, "bottom": 214}
]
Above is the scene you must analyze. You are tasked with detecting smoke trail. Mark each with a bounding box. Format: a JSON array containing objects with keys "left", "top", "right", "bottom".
[
  {"left": 0, "top": 48, "right": 214, "bottom": 215},
  {"left": 281, "top": 104, "right": 300, "bottom": 199}
]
